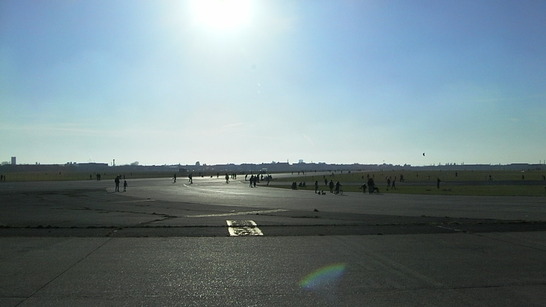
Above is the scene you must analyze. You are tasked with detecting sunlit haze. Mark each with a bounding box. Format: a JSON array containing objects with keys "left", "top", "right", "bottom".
[
  {"left": 1, "top": 0, "right": 545, "bottom": 166},
  {"left": 189, "top": 0, "right": 254, "bottom": 31}
]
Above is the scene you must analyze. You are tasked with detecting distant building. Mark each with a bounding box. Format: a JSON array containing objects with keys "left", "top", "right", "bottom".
[{"left": 11, "top": 157, "right": 16, "bottom": 165}]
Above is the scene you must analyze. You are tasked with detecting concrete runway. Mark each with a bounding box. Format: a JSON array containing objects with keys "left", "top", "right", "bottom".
[{"left": 1, "top": 177, "right": 545, "bottom": 306}]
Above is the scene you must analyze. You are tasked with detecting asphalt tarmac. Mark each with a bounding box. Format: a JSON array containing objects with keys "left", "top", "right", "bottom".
[{"left": 1, "top": 177, "right": 545, "bottom": 306}]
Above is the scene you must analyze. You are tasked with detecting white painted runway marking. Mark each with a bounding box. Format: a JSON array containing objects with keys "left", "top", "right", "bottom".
[
  {"left": 226, "top": 220, "right": 263, "bottom": 236},
  {"left": 113, "top": 199, "right": 155, "bottom": 204},
  {"left": 187, "top": 209, "right": 287, "bottom": 218},
  {"left": 436, "top": 225, "right": 463, "bottom": 232}
]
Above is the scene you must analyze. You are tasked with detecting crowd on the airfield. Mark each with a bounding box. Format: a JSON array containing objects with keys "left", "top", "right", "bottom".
[
  {"left": 114, "top": 170, "right": 546, "bottom": 195},
  {"left": 109, "top": 171, "right": 399, "bottom": 195},
  {"left": 292, "top": 174, "right": 391, "bottom": 196}
]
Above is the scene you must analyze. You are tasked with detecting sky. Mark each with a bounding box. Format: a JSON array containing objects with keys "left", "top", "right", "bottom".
[{"left": 1, "top": 0, "right": 545, "bottom": 166}]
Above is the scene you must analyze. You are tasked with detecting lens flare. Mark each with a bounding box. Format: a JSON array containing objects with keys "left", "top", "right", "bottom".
[
  {"left": 298, "top": 263, "right": 347, "bottom": 290},
  {"left": 189, "top": 0, "right": 253, "bottom": 31}
]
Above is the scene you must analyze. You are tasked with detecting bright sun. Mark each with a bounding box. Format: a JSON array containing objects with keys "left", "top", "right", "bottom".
[{"left": 189, "top": 0, "right": 254, "bottom": 31}]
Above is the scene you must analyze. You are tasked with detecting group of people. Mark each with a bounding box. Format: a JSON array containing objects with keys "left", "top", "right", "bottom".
[
  {"left": 292, "top": 181, "right": 307, "bottom": 190},
  {"left": 167, "top": 172, "right": 273, "bottom": 186},
  {"left": 386, "top": 176, "right": 397, "bottom": 190},
  {"left": 312, "top": 180, "right": 343, "bottom": 195},
  {"left": 246, "top": 174, "right": 273, "bottom": 187},
  {"left": 110, "top": 171, "right": 546, "bottom": 196},
  {"left": 360, "top": 177, "right": 380, "bottom": 194},
  {"left": 114, "top": 175, "right": 127, "bottom": 192},
  {"left": 248, "top": 175, "right": 259, "bottom": 187}
]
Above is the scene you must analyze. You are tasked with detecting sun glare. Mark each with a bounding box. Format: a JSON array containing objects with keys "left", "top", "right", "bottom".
[{"left": 189, "top": 0, "right": 253, "bottom": 31}]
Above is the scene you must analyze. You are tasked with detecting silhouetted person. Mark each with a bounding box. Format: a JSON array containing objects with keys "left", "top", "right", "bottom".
[
  {"left": 335, "top": 181, "right": 341, "bottom": 195},
  {"left": 173, "top": 174, "right": 177, "bottom": 183},
  {"left": 360, "top": 184, "right": 367, "bottom": 193},
  {"left": 367, "top": 177, "right": 376, "bottom": 194},
  {"left": 314, "top": 181, "right": 319, "bottom": 193},
  {"left": 329, "top": 180, "right": 334, "bottom": 193},
  {"left": 225, "top": 174, "right": 229, "bottom": 184},
  {"left": 437, "top": 178, "right": 441, "bottom": 189},
  {"left": 114, "top": 176, "right": 120, "bottom": 192},
  {"left": 123, "top": 180, "right": 128, "bottom": 192}
]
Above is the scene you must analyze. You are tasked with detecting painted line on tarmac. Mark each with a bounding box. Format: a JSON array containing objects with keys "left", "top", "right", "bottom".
[
  {"left": 437, "top": 225, "right": 463, "bottom": 232},
  {"left": 187, "top": 209, "right": 287, "bottom": 218},
  {"left": 226, "top": 220, "right": 263, "bottom": 236},
  {"left": 113, "top": 199, "right": 155, "bottom": 204}
]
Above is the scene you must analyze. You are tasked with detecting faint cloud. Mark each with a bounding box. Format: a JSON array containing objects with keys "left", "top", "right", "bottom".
[
  {"left": 302, "top": 134, "right": 315, "bottom": 146},
  {"left": 473, "top": 93, "right": 546, "bottom": 104},
  {"left": 222, "top": 122, "right": 245, "bottom": 129},
  {"left": 1, "top": 123, "right": 104, "bottom": 137},
  {"left": 196, "top": 122, "right": 247, "bottom": 137}
]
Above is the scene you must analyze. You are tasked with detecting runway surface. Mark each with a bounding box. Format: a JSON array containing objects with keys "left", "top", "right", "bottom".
[{"left": 1, "top": 177, "right": 545, "bottom": 306}]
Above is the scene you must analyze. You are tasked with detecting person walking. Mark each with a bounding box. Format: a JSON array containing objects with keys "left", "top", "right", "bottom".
[
  {"left": 367, "top": 177, "right": 375, "bottom": 194},
  {"left": 335, "top": 181, "right": 342, "bottom": 195},
  {"left": 114, "top": 176, "right": 120, "bottom": 192}
]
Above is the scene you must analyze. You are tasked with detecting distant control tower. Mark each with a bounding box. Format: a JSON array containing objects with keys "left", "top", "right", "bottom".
[{"left": 11, "top": 157, "right": 16, "bottom": 165}]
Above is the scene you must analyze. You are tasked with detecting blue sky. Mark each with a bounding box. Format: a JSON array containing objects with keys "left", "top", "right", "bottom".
[{"left": 1, "top": 0, "right": 545, "bottom": 166}]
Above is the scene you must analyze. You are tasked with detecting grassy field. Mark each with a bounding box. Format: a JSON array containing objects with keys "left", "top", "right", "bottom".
[
  {"left": 270, "top": 170, "right": 546, "bottom": 197},
  {"left": 287, "top": 183, "right": 546, "bottom": 197},
  {"left": 280, "top": 169, "right": 546, "bottom": 182}
]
